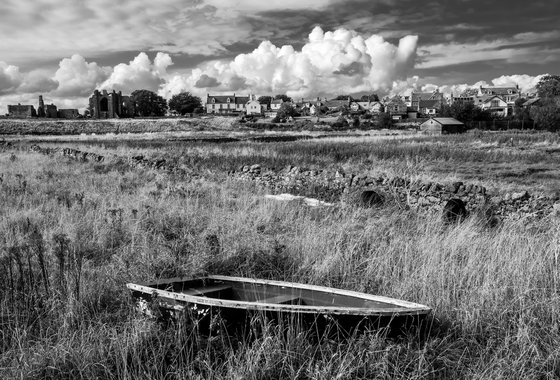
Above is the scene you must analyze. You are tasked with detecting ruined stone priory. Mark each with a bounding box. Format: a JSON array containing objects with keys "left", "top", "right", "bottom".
[{"left": 88, "top": 89, "right": 134, "bottom": 118}]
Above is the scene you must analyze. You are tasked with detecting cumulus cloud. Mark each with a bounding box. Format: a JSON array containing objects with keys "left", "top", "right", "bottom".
[
  {"left": 394, "top": 74, "right": 547, "bottom": 97},
  {"left": 0, "top": 62, "right": 23, "bottom": 94},
  {"left": 491, "top": 74, "right": 547, "bottom": 93},
  {"left": 195, "top": 74, "right": 221, "bottom": 88},
  {"left": 100, "top": 52, "right": 173, "bottom": 94},
  {"left": 53, "top": 54, "right": 111, "bottom": 97},
  {"left": 18, "top": 70, "right": 58, "bottom": 93},
  {"left": 160, "top": 26, "right": 418, "bottom": 98}
]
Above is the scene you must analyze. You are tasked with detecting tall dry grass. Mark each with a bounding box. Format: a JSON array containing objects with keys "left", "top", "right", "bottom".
[
  {"left": 1, "top": 137, "right": 560, "bottom": 378},
  {"left": 22, "top": 130, "right": 560, "bottom": 195}
]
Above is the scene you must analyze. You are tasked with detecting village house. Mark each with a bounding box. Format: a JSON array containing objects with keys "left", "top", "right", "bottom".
[
  {"left": 246, "top": 97, "right": 266, "bottom": 116},
  {"left": 477, "top": 85, "right": 520, "bottom": 105},
  {"left": 270, "top": 99, "right": 283, "bottom": 111},
  {"left": 475, "top": 95, "right": 510, "bottom": 117},
  {"left": 418, "top": 99, "right": 440, "bottom": 115},
  {"left": 206, "top": 94, "right": 249, "bottom": 114},
  {"left": 384, "top": 96, "right": 408, "bottom": 120},
  {"left": 324, "top": 98, "right": 351, "bottom": 111},
  {"left": 297, "top": 97, "right": 325, "bottom": 115},
  {"left": 350, "top": 101, "right": 384, "bottom": 114},
  {"left": 450, "top": 95, "right": 475, "bottom": 106},
  {"left": 406, "top": 90, "right": 444, "bottom": 114}
]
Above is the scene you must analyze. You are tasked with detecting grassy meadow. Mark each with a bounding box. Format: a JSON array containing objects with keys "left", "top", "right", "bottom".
[{"left": 1, "top": 130, "right": 560, "bottom": 379}]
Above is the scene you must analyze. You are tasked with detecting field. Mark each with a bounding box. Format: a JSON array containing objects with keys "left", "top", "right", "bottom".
[{"left": 1, "top": 128, "right": 560, "bottom": 379}]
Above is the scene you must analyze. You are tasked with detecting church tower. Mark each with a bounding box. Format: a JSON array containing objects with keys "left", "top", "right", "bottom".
[{"left": 38, "top": 95, "right": 45, "bottom": 117}]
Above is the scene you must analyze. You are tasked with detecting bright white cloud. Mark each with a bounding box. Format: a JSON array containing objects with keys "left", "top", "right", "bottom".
[
  {"left": 53, "top": 54, "right": 111, "bottom": 97},
  {"left": 491, "top": 74, "right": 547, "bottom": 93},
  {"left": 160, "top": 26, "right": 419, "bottom": 98},
  {"left": 0, "top": 62, "right": 23, "bottom": 94},
  {"left": 100, "top": 52, "right": 173, "bottom": 94},
  {"left": 400, "top": 74, "right": 547, "bottom": 97}
]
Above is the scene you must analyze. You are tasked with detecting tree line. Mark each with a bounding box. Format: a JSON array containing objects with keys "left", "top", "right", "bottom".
[{"left": 130, "top": 90, "right": 204, "bottom": 117}]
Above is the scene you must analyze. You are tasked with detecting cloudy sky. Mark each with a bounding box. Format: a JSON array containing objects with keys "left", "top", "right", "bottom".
[{"left": 0, "top": 0, "right": 558, "bottom": 112}]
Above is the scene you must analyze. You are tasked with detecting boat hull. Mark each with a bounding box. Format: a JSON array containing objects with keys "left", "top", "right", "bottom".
[{"left": 126, "top": 275, "right": 431, "bottom": 333}]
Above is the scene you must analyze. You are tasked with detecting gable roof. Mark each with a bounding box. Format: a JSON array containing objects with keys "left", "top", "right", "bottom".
[
  {"left": 522, "top": 98, "right": 540, "bottom": 107},
  {"left": 271, "top": 99, "right": 283, "bottom": 104},
  {"left": 431, "top": 117, "right": 464, "bottom": 126},
  {"left": 385, "top": 96, "right": 406, "bottom": 106},
  {"left": 206, "top": 94, "right": 249, "bottom": 104},
  {"left": 324, "top": 99, "right": 350, "bottom": 108},
  {"left": 412, "top": 91, "right": 443, "bottom": 101},
  {"left": 479, "top": 86, "right": 519, "bottom": 95},
  {"left": 479, "top": 95, "right": 507, "bottom": 104},
  {"left": 419, "top": 99, "right": 440, "bottom": 108}
]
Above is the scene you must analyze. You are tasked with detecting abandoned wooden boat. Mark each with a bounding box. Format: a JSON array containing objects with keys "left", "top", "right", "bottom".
[{"left": 126, "top": 275, "right": 431, "bottom": 328}]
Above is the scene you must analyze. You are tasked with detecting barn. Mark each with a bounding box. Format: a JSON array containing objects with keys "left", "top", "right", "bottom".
[{"left": 420, "top": 117, "right": 465, "bottom": 134}]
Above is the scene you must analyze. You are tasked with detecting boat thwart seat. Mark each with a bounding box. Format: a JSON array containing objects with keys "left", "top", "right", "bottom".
[
  {"left": 258, "top": 294, "right": 303, "bottom": 305},
  {"left": 182, "top": 284, "right": 232, "bottom": 297}
]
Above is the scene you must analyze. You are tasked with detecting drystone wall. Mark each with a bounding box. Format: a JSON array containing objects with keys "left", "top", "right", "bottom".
[
  {"left": 28, "top": 145, "right": 176, "bottom": 172},
  {"left": 231, "top": 164, "right": 560, "bottom": 220},
  {"left": 16, "top": 143, "right": 560, "bottom": 220}
]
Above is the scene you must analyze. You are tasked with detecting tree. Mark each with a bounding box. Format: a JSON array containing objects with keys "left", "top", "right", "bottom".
[
  {"left": 377, "top": 112, "right": 393, "bottom": 129},
  {"left": 331, "top": 115, "right": 349, "bottom": 130},
  {"left": 340, "top": 104, "right": 350, "bottom": 116},
  {"left": 168, "top": 92, "right": 203, "bottom": 115},
  {"left": 258, "top": 96, "right": 272, "bottom": 107},
  {"left": 513, "top": 98, "right": 530, "bottom": 121},
  {"left": 360, "top": 94, "right": 379, "bottom": 102},
  {"left": 131, "top": 90, "right": 167, "bottom": 117},
  {"left": 273, "top": 102, "right": 297, "bottom": 122},
  {"left": 530, "top": 97, "right": 560, "bottom": 131},
  {"left": 335, "top": 95, "right": 353, "bottom": 101},
  {"left": 536, "top": 75, "right": 560, "bottom": 98},
  {"left": 274, "top": 94, "right": 292, "bottom": 103},
  {"left": 440, "top": 102, "right": 491, "bottom": 123}
]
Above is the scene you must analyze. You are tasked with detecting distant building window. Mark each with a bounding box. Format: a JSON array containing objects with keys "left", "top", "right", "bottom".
[
  {"left": 227, "top": 98, "right": 231, "bottom": 103},
  {"left": 211, "top": 98, "right": 215, "bottom": 103},
  {"left": 491, "top": 100, "right": 500, "bottom": 108}
]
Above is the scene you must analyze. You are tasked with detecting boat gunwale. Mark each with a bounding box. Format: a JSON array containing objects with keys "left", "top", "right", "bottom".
[{"left": 126, "top": 275, "right": 431, "bottom": 316}]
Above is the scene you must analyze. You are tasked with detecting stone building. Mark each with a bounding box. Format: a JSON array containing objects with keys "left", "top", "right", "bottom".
[
  {"left": 38, "top": 95, "right": 59, "bottom": 118},
  {"left": 44, "top": 104, "right": 58, "bottom": 118},
  {"left": 7, "top": 104, "right": 36, "bottom": 118},
  {"left": 89, "top": 89, "right": 134, "bottom": 118},
  {"left": 58, "top": 109, "right": 79, "bottom": 119}
]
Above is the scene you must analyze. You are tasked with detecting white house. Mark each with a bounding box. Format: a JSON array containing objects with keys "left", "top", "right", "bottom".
[
  {"left": 350, "top": 101, "right": 384, "bottom": 114},
  {"left": 478, "top": 86, "right": 520, "bottom": 105},
  {"left": 270, "top": 99, "right": 283, "bottom": 111},
  {"left": 206, "top": 94, "right": 249, "bottom": 114},
  {"left": 246, "top": 99, "right": 265, "bottom": 115},
  {"left": 475, "top": 95, "right": 510, "bottom": 117}
]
